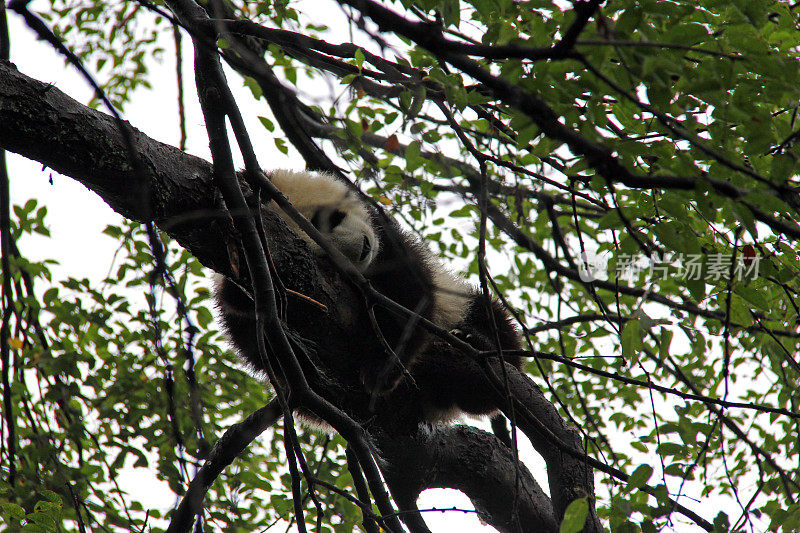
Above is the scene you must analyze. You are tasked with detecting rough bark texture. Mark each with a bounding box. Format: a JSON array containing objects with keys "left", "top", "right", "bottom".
[
  {"left": 0, "top": 59, "right": 598, "bottom": 532},
  {"left": 376, "top": 425, "right": 558, "bottom": 533}
]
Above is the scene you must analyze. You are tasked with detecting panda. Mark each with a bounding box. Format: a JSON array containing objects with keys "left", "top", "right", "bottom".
[{"left": 214, "top": 169, "right": 522, "bottom": 427}]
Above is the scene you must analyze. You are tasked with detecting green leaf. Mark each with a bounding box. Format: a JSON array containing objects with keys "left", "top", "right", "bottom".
[
  {"left": 353, "top": 48, "right": 365, "bottom": 69},
  {"left": 627, "top": 464, "right": 653, "bottom": 489},
  {"left": 405, "top": 140, "right": 423, "bottom": 171},
  {"left": 243, "top": 76, "right": 263, "bottom": 100},
  {"left": 652, "top": 222, "right": 701, "bottom": 255},
  {"left": 258, "top": 116, "right": 275, "bottom": 132},
  {"left": 0, "top": 502, "right": 26, "bottom": 520},
  {"left": 441, "top": 0, "right": 460, "bottom": 28},
  {"left": 621, "top": 319, "right": 642, "bottom": 360},
  {"left": 769, "top": 154, "right": 795, "bottom": 182},
  {"left": 559, "top": 498, "right": 588, "bottom": 533}
]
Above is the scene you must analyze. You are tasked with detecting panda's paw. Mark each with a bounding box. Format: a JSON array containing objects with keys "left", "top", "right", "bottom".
[
  {"left": 449, "top": 328, "right": 493, "bottom": 351},
  {"left": 450, "top": 328, "right": 479, "bottom": 345}
]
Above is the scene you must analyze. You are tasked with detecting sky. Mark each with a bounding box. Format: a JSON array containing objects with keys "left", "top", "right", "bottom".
[{"left": 3, "top": 4, "right": 553, "bottom": 532}]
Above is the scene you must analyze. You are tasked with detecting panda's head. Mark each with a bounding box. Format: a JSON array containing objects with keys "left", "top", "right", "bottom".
[
  {"left": 307, "top": 203, "right": 378, "bottom": 271},
  {"left": 269, "top": 170, "right": 379, "bottom": 272}
]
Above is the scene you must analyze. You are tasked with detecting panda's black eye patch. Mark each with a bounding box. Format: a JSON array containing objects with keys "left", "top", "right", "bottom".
[
  {"left": 310, "top": 209, "right": 347, "bottom": 231},
  {"left": 329, "top": 210, "right": 347, "bottom": 229}
]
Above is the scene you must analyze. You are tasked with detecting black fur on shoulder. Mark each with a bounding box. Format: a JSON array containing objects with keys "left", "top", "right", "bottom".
[{"left": 358, "top": 208, "right": 437, "bottom": 392}]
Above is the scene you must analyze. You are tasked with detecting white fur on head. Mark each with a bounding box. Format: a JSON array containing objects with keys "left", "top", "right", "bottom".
[
  {"left": 268, "top": 169, "right": 379, "bottom": 271},
  {"left": 268, "top": 170, "right": 471, "bottom": 328}
]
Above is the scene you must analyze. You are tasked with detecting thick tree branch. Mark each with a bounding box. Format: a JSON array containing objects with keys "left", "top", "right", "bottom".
[
  {"left": 0, "top": 59, "right": 234, "bottom": 270},
  {"left": 376, "top": 425, "right": 559, "bottom": 533},
  {"left": 485, "top": 361, "right": 603, "bottom": 531}
]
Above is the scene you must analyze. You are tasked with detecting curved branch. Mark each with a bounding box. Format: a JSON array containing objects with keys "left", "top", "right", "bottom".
[
  {"left": 485, "top": 362, "right": 603, "bottom": 531},
  {"left": 375, "top": 424, "right": 559, "bottom": 533},
  {"left": 482, "top": 359, "right": 712, "bottom": 531}
]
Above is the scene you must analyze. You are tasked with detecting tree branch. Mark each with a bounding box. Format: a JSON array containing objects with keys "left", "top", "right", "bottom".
[
  {"left": 0, "top": 59, "right": 234, "bottom": 269},
  {"left": 375, "top": 424, "right": 559, "bottom": 533}
]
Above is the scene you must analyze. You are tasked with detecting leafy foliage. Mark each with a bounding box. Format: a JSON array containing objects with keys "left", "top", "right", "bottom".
[{"left": 42, "top": 1, "right": 167, "bottom": 109}]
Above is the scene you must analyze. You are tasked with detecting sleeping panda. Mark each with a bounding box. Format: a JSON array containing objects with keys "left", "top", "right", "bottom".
[{"left": 214, "top": 169, "right": 522, "bottom": 426}]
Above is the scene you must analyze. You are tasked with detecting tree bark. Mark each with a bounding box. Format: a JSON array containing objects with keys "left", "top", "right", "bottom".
[
  {"left": 375, "top": 425, "right": 559, "bottom": 533},
  {"left": 0, "top": 59, "right": 235, "bottom": 271}
]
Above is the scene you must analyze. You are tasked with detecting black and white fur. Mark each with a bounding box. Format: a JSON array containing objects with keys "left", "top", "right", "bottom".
[{"left": 214, "top": 169, "right": 521, "bottom": 426}]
